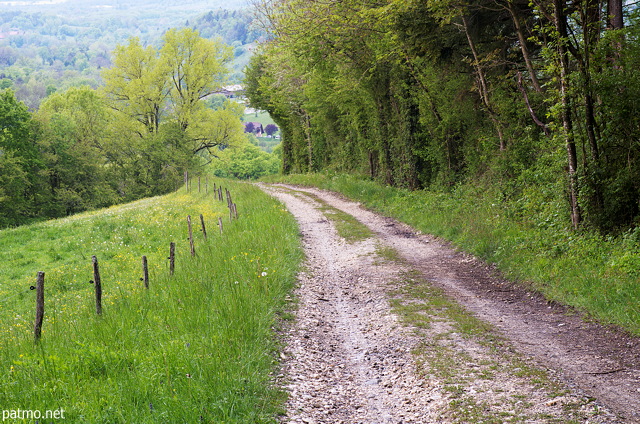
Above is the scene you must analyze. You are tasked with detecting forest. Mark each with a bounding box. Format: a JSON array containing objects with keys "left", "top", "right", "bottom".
[
  {"left": 246, "top": 0, "right": 640, "bottom": 233},
  {"left": 0, "top": 1, "right": 264, "bottom": 109}
]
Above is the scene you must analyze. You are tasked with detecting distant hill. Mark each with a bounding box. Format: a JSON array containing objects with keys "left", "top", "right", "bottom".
[
  {"left": 0, "top": 0, "right": 263, "bottom": 108},
  {"left": 0, "top": 0, "right": 250, "bottom": 14}
]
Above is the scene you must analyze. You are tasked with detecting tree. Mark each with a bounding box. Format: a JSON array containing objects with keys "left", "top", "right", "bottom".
[
  {"left": 102, "top": 28, "right": 238, "bottom": 164},
  {"left": 265, "top": 123, "right": 278, "bottom": 136},
  {"left": 160, "top": 28, "right": 233, "bottom": 132},
  {"left": 244, "top": 121, "right": 255, "bottom": 133},
  {"left": 249, "top": 0, "right": 640, "bottom": 230},
  {"left": 101, "top": 37, "right": 167, "bottom": 134},
  {"left": 0, "top": 89, "right": 34, "bottom": 156},
  {"left": 0, "top": 89, "right": 41, "bottom": 225},
  {"left": 35, "top": 86, "right": 119, "bottom": 215},
  {"left": 190, "top": 103, "right": 246, "bottom": 159},
  {"left": 0, "top": 151, "right": 31, "bottom": 227},
  {"left": 211, "top": 137, "right": 280, "bottom": 179}
]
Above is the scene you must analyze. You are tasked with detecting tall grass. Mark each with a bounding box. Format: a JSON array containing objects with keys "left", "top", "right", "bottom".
[
  {"left": 262, "top": 173, "right": 640, "bottom": 335},
  {"left": 0, "top": 180, "right": 302, "bottom": 422}
]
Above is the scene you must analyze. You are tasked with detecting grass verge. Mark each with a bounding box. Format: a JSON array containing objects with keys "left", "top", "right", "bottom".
[
  {"left": 261, "top": 172, "right": 640, "bottom": 335},
  {"left": 275, "top": 186, "right": 372, "bottom": 243},
  {"left": 0, "top": 179, "right": 302, "bottom": 423}
]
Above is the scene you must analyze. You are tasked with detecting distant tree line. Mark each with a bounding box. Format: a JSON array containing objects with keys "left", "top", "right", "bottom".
[
  {"left": 0, "top": 7, "right": 265, "bottom": 109},
  {"left": 0, "top": 29, "right": 245, "bottom": 228},
  {"left": 246, "top": 0, "right": 640, "bottom": 231}
]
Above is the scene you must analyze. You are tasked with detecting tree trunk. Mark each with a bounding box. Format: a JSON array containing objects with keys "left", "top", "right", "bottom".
[
  {"left": 301, "top": 111, "right": 313, "bottom": 172},
  {"left": 403, "top": 53, "right": 443, "bottom": 124},
  {"left": 577, "top": 0, "right": 604, "bottom": 214},
  {"left": 368, "top": 151, "right": 377, "bottom": 179},
  {"left": 508, "top": 3, "right": 543, "bottom": 93},
  {"left": 516, "top": 72, "right": 550, "bottom": 136},
  {"left": 462, "top": 15, "right": 505, "bottom": 151},
  {"left": 607, "top": 0, "right": 624, "bottom": 29},
  {"left": 606, "top": 0, "right": 624, "bottom": 65},
  {"left": 553, "top": 0, "right": 581, "bottom": 229}
]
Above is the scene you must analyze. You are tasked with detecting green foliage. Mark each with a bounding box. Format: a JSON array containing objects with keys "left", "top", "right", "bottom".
[
  {"left": 249, "top": 0, "right": 640, "bottom": 232},
  {"left": 0, "top": 89, "right": 42, "bottom": 225},
  {"left": 35, "top": 86, "right": 119, "bottom": 215},
  {"left": 102, "top": 29, "right": 238, "bottom": 161},
  {"left": 211, "top": 137, "right": 280, "bottom": 179},
  {"left": 0, "top": 151, "right": 31, "bottom": 227},
  {"left": 0, "top": 179, "right": 302, "bottom": 422},
  {"left": 0, "top": 89, "right": 34, "bottom": 156},
  {"left": 0, "top": 28, "right": 246, "bottom": 228}
]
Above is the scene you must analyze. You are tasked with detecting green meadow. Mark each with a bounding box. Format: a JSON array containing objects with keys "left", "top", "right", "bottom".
[{"left": 0, "top": 180, "right": 302, "bottom": 423}]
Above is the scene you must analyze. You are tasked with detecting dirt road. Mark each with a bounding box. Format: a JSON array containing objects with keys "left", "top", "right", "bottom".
[{"left": 258, "top": 183, "right": 640, "bottom": 423}]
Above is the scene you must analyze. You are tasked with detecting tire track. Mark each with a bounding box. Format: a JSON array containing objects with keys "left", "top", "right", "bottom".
[{"left": 260, "top": 183, "right": 633, "bottom": 423}]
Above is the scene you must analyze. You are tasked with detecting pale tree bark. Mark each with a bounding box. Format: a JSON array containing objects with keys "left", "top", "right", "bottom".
[
  {"left": 461, "top": 15, "right": 505, "bottom": 151},
  {"left": 507, "top": 2, "right": 543, "bottom": 93},
  {"left": 303, "top": 111, "right": 313, "bottom": 172},
  {"left": 553, "top": 0, "right": 581, "bottom": 229},
  {"left": 516, "top": 72, "right": 550, "bottom": 136},
  {"left": 506, "top": 2, "right": 551, "bottom": 135}
]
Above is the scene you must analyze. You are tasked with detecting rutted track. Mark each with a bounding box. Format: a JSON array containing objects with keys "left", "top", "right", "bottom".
[{"left": 259, "top": 183, "right": 639, "bottom": 423}]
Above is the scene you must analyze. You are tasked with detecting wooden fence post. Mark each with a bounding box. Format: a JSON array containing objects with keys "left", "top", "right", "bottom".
[
  {"left": 187, "top": 215, "right": 196, "bottom": 257},
  {"left": 92, "top": 255, "right": 102, "bottom": 315},
  {"left": 184, "top": 171, "right": 188, "bottom": 192},
  {"left": 218, "top": 216, "right": 223, "bottom": 235},
  {"left": 198, "top": 176, "right": 201, "bottom": 193},
  {"left": 142, "top": 256, "right": 149, "bottom": 289},
  {"left": 200, "top": 214, "right": 207, "bottom": 240},
  {"left": 33, "top": 271, "right": 45, "bottom": 342},
  {"left": 169, "top": 242, "right": 176, "bottom": 275}
]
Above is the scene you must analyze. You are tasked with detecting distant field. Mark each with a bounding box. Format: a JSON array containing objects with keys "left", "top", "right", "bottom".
[
  {"left": 0, "top": 178, "right": 302, "bottom": 422},
  {"left": 244, "top": 111, "right": 277, "bottom": 127}
]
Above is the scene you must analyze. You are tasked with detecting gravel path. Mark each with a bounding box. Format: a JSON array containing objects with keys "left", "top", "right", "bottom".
[{"left": 258, "top": 183, "right": 640, "bottom": 423}]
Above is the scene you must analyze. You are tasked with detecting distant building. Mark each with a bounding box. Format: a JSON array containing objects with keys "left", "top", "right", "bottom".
[
  {"left": 216, "top": 84, "right": 245, "bottom": 99},
  {"left": 244, "top": 122, "right": 264, "bottom": 137}
]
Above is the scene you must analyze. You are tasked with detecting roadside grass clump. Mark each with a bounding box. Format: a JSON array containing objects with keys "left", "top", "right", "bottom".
[
  {"left": 388, "top": 271, "right": 593, "bottom": 423},
  {"left": 262, "top": 172, "right": 640, "bottom": 334},
  {"left": 374, "top": 242, "right": 402, "bottom": 263},
  {"left": 389, "top": 271, "right": 498, "bottom": 344},
  {"left": 277, "top": 186, "right": 372, "bottom": 243},
  {"left": 0, "top": 179, "right": 302, "bottom": 423},
  {"left": 319, "top": 206, "right": 372, "bottom": 243}
]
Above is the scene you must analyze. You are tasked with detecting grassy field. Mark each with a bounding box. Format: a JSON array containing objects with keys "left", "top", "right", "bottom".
[
  {"left": 0, "top": 179, "right": 302, "bottom": 423},
  {"left": 262, "top": 172, "right": 640, "bottom": 335},
  {"left": 243, "top": 111, "right": 276, "bottom": 127}
]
